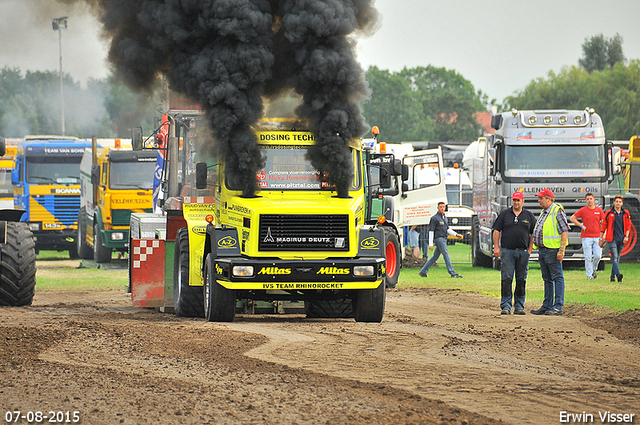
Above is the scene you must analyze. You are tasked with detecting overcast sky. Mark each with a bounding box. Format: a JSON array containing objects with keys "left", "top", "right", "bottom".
[{"left": 2, "top": 0, "right": 640, "bottom": 103}]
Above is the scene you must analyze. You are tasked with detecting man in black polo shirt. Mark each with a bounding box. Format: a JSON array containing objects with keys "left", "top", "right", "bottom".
[
  {"left": 418, "top": 202, "right": 464, "bottom": 278},
  {"left": 492, "top": 191, "right": 537, "bottom": 315}
]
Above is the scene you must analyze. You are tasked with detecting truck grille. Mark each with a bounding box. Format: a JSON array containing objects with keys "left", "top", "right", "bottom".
[
  {"left": 112, "top": 209, "right": 153, "bottom": 226},
  {"left": 259, "top": 214, "right": 350, "bottom": 251},
  {"left": 32, "top": 195, "right": 79, "bottom": 227}
]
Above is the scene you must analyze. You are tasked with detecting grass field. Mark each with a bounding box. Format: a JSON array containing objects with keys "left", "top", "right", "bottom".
[
  {"left": 400, "top": 243, "right": 640, "bottom": 312},
  {"left": 36, "top": 251, "right": 126, "bottom": 291},
  {"left": 34, "top": 245, "right": 640, "bottom": 312}
]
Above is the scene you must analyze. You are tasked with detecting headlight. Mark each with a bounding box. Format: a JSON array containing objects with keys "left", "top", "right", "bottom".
[
  {"left": 353, "top": 266, "right": 374, "bottom": 276},
  {"left": 110, "top": 232, "right": 125, "bottom": 241},
  {"left": 28, "top": 223, "right": 40, "bottom": 231},
  {"left": 232, "top": 265, "right": 254, "bottom": 277}
]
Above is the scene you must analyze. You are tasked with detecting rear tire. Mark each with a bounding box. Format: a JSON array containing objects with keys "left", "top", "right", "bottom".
[
  {"left": 383, "top": 227, "right": 401, "bottom": 288},
  {"left": 0, "top": 222, "right": 37, "bottom": 307},
  {"left": 304, "top": 298, "right": 353, "bottom": 318},
  {"left": 173, "top": 227, "right": 204, "bottom": 318},
  {"left": 204, "top": 254, "right": 236, "bottom": 322},
  {"left": 76, "top": 208, "right": 93, "bottom": 260},
  {"left": 621, "top": 200, "right": 640, "bottom": 262},
  {"left": 93, "top": 224, "right": 112, "bottom": 263},
  {"left": 353, "top": 281, "right": 385, "bottom": 323}
]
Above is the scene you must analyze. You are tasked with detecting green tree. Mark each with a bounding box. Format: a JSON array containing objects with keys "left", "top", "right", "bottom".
[
  {"left": 504, "top": 61, "right": 640, "bottom": 139},
  {"left": 0, "top": 67, "right": 159, "bottom": 138},
  {"left": 400, "top": 66, "right": 484, "bottom": 142},
  {"left": 579, "top": 33, "right": 626, "bottom": 73},
  {"left": 363, "top": 65, "right": 484, "bottom": 143},
  {"left": 362, "top": 66, "right": 433, "bottom": 142}
]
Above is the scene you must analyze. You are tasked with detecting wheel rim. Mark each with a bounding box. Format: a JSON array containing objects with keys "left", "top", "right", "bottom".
[
  {"left": 176, "top": 249, "right": 184, "bottom": 301},
  {"left": 203, "top": 258, "right": 211, "bottom": 317},
  {"left": 622, "top": 222, "right": 637, "bottom": 256},
  {"left": 385, "top": 240, "right": 397, "bottom": 278}
]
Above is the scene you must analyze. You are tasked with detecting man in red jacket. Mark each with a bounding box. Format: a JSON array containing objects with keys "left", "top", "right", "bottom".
[{"left": 600, "top": 195, "right": 632, "bottom": 282}]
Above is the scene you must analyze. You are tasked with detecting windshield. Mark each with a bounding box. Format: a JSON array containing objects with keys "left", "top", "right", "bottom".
[
  {"left": 505, "top": 145, "right": 606, "bottom": 178},
  {"left": 228, "top": 145, "right": 362, "bottom": 191},
  {"left": 109, "top": 161, "right": 156, "bottom": 189},
  {"left": 404, "top": 153, "right": 442, "bottom": 190},
  {"left": 26, "top": 157, "right": 82, "bottom": 184}
]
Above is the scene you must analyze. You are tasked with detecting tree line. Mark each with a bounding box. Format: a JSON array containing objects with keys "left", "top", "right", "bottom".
[
  {"left": 1, "top": 33, "right": 637, "bottom": 142},
  {"left": 0, "top": 67, "right": 158, "bottom": 139}
]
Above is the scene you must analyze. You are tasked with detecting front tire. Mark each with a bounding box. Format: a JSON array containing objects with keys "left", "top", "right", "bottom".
[
  {"left": 203, "top": 254, "right": 236, "bottom": 322},
  {"left": 76, "top": 208, "right": 93, "bottom": 260},
  {"left": 0, "top": 222, "right": 37, "bottom": 307},
  {"left": 471, "top": 216, "right": 492, "bottom": 268},
  {"left": 382, "top": 227, "right": 401, "bottom": 288},
  {"left": 173, "top": 227, "right": 204, "bottom": 317},
  {"left": 93, "top": 225, "right": 112, "bottom": 263},
  {"left": 353, "top": 281, "right": 386, "bottom": 323}
]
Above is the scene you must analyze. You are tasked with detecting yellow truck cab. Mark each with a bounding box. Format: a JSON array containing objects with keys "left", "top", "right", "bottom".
[
  {"left": 78, "top": 139, "right": 157, "bottom": 263},
  {"left": 173, "top": 120, "right": 387, "bottom": 322}
]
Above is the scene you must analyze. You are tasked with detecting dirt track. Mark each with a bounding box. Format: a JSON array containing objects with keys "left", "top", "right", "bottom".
[{"left": 1, "top": 274, "right": 639, "bottom": 424}]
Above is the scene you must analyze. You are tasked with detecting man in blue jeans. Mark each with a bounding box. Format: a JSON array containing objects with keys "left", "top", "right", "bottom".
[
  {"left": 418, "top": 202, "right": 463, "bottom": 278},
  {"left": 492, "top": 191, "right": 536, "bottom": 315},
  {"left": 530, "top": 189, "right": 570, "bottom": 316}
]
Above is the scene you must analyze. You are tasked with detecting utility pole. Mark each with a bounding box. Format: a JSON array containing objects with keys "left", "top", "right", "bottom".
[{"left": 52, "top": 16, "right": 68, "bottom": 135}]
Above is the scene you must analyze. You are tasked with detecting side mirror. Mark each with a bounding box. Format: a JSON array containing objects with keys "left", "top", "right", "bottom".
[
  {"left": 379, "top": 164, "right": 391, "bottom": 189},
  {"left": 195, "top": 162, "right": 208, "bottom": 189},
  {"left": 491, "top": 114, "right": 503, "bottom": 130},
  {"left": 401, "top": 164, "right": 409, "bottom": 182},
  {"left": 611, "top": 146, "right": 622, "bottom": 175},
  {"left": 392, "top": 159, "right": 402, "bottom": 176},
  {"left": 132, "top": 127, "right": 143, "bottom": 150},
  {"left": 11, "top": 167, "right": 19, "bottom": 186},
  {"left": 488, "top": 147, "right": 496, "bottom": 177},
  {"left": 91, "top": 164, "right": 100, "bottom": 186},
  {"left": 0, "top": 137, "right": 5, "bottom": 157}
]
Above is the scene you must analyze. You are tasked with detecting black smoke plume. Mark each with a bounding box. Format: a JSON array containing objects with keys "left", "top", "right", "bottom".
[{"left": 85, "top": 0, "right": 378, "bottom": 197}]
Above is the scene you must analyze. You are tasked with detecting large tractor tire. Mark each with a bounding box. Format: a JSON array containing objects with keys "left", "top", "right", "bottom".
[
  {"left": 471, "top": 216, "right": 492, "bottom": 268},
  {"left": 76, "top": 208, "right": 93, "bottom": 260},
  {"left": 383, "top": 227, "right": 401, "bottom": 288},
  {"left": 304, "top": 298, "right": 353, "bottom": 318},
  {"left": 203, "top": 254, "right": 236, "bottom": 322},
  {"left": 353, "top": 281, "right": 386, "bottom": 323},
  {"left": 68, "top": 242, "right": 78, "bottom": 259},
  {"left": 173, "top": 227, "right": 204, "bottom": 318},
  {"left": 621, "top": 198, "right": 640, "bottom": 262},
  {"left": 0, "top": 222, "right": 37, "bottom": 307},
  {"left": 93, "top": 224, "right": 112, "bottom": 263}
]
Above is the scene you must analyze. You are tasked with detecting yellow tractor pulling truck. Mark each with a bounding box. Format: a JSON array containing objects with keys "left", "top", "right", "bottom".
[{"left": 130, "top": 117, "right": 446, "bottom": 322}]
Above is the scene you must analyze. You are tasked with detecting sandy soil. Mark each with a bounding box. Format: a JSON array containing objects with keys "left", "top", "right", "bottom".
[{"left": 1, "top": 265, "right": 639, "bottom": 424}]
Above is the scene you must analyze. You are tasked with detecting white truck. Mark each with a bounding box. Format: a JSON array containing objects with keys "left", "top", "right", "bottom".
[{"left": 467, "top": 108, "right": 628, "bottom": 268}]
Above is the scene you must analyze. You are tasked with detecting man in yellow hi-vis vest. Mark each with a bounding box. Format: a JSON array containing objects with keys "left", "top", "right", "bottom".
[{"left": 530, "top": 189, "right": 570, "bottom": 316}]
